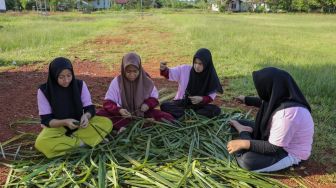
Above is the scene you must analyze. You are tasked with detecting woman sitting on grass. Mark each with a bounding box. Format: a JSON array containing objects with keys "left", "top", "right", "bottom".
[
  {"left": 97, "top": 52, "right": 174, "bottom": 132},
  {"left": 35, "top": 57, "right": 113, "bottom": 158},
  {"left": 159, "top": 48, "right": 223, "bottom": 119},
  {"left": 227, "top": 67, "right": 314, "bottom": 172}
]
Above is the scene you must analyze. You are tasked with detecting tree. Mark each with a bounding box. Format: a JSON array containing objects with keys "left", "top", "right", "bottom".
[
  {"left": 5, "top": 0, "right": 21, "bottom": 10},
  {"left": 292, "top": 0, "right": 309, "bottom": 11},
  {"left": 49, "top": 0, "right": 59, "bottom": 11},
  {"left": 20, "top": 0, "right": 28, "bottom": 10}
]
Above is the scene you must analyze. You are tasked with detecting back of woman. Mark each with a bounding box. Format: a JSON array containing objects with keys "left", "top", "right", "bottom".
[{"left": 228, "top": 67, "right": 314, "bottom": 172}]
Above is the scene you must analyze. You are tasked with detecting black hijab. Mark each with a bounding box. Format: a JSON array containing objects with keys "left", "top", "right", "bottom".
[
  {"left": 252, "top": 67, "right": 311, "bottom": 140},
  {"left": 39, "top": 57, "right": 83, "bottom": 121},
  {"left": 186, "top": 48, "right": 223, "bottom": 96}
]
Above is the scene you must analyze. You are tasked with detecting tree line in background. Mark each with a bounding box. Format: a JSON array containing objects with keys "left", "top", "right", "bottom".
[
  {"left": 4, "top": 0, "right": 336, "bottom": 13},
  {"left": 264, "top": 0, "right": 336, "bottom": 12}
]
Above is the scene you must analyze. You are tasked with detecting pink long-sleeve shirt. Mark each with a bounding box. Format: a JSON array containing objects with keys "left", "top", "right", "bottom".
[
  {"left": 161, "top": 65, "right": 216, "bottom": 100},
  {"left": 37, "top": 81, "right": 93, "bottom": 115},
  {"left": 104, "top": 77, "right": 159, "bottom": 107},
  {"left": 268, "top": 107, "right": 314, "bottom": 160}
]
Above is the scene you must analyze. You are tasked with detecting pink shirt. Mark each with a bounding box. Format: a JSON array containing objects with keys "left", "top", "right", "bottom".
[
  {"left": 168, "top": 65, "right": 216, "bottom": 100},
  {"left": 37, "top": 81, "right": 93, "bottom": 115},
  {"left": 104, "top": 77, "right": 159, "bottom": 107},
  {"left": 268, "top": 107, "right": 314, "bottom": 160}
]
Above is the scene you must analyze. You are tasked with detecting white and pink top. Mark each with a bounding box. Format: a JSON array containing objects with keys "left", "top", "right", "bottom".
[
  {"left": 104, "top": 77, "right": 159, "bottom": 107},
  {"left": 268, "top": 107, "right": 314, "bottom": 160},
  {"left": 161, "top": 65, "right": 216, "bottom": 100},
  {"left": 37, "top": 81, "right": 93, "bottom": 115}
]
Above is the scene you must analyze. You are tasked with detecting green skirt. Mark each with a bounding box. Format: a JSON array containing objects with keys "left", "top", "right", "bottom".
[{"left": 35, "top": 116, "right": 112, "bottom": 158}]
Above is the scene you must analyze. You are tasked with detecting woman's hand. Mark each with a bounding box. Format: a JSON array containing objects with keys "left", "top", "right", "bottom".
[
  {"left": 160, "top": 61, "right": 168, "bottom": 70},
  {"left": 64, "top": 119, "right": 80, "bottom": 130},
  {"left": 227, "top": 140, "right": 250, "bottom": 154},
  {"left": 234, "top": 95, "right": 245, "bottom": 103},
  {"left": 119, "top": 109, "right": 132, "bottom": 118},
  {"left": 189, "top": 96, "right": 203, "bottom": 104},
  {"left": 229, "top": 120, "right": 253, "bottom": 133},
  {"left": 40, "top": 124, "right": 47, "bottom": 128},
  {"left": 140, "top": 103, "right": 149, "bottom": 112},
  {"left": 80, "top": 112, "right": 91, "bottom": 128}
]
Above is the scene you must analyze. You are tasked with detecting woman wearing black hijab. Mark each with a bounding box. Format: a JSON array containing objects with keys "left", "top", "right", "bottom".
[
  {"left": 228, "top": 67, "right": 314, "bottom": 172},
  {"left": 160, "top": 48, "right": 223, "bottom": 119},
  {"left": 35, "top": 57, "right": 112, "bottom": 158}
]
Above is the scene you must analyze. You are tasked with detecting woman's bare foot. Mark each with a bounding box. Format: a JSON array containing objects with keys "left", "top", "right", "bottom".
[
  {"left": 229, "top": 120, "right": 253, "bottom": 133},
  {"left": 234, "top": 95, "right": 245, "bottom": 103}
]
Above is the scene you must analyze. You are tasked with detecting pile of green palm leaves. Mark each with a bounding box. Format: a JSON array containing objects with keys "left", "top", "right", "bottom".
[{"left": 3, "top": 110, "right": 289, "bottom": 187}]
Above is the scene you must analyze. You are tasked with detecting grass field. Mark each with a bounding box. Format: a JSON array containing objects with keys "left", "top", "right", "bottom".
[{"left": 1, "top": 9, "right": 336, "bottom": 174}]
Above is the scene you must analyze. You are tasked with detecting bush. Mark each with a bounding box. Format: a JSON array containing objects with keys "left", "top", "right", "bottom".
[
  {"left": 154, "top": 0, "right": 163, "bottom": 8},
  {"left": 111, "top": 4, "right": 125, "bottom": 11},
  {"left": 292, "top": 0, "right": 309, "bottom": 12},
  {"left": 26, "top": 1, "right": 37, "bottom": 11},
  {"left": 195, "top": 0, "right": 208, "bottom": 9},
  {"left": 254, "top": 5, "right": 266, "bottom": 13},
  {"left": 219, "top": 5, "right": 226, "bottom": 12},
  {"left": 5, "top": 0, "right": 22, "bottom": 11},
  {"left": 82, "top": 4, "right": 94, "bottom": 14}
]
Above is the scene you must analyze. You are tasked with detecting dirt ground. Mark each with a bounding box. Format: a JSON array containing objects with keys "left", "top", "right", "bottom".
[{"left": 0, "top": 59, "right": 335, "bottom": 187}]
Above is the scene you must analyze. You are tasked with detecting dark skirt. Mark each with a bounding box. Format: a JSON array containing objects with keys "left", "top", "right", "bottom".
[
  {"left": 233, "top": 120, "right": 288, "bottom": 171},
  {"left": 160, "top": 100, "right": 221, "bottom": 119}
]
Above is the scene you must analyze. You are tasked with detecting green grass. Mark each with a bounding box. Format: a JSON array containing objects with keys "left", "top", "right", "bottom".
[
  {"left": 161, "top": 13, "right": 336, "bottom": 168},
  {"left": 0, "top": 12, "right": 136, "bottom": 66},
  {"left": 1, "top": 10, "right": 336, "bottom": 173}
]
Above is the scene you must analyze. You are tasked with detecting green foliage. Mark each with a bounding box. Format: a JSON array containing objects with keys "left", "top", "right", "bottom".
[
  {"left": 195, "top": 0, "right": 208, "bottom": 9},
  {"left": 308, "top": 0, "right": 323, "bottom": 11},
  {"left": 219, "top": 4, "right": 226, "bottom": 12},
  {"left": 24, "top": 0, "right": 38, "bottom": 11},
  {"left": 5, "top": 113, "right": 289, "bottom": 187},
  {"left": 5, "top": 0, "right": 21, "bottom": 10},
  {"left": 254, "top": 5, "right": 266, "bottom": 12},
  {"left": 49, "top": 0, "right": 58, "bottom": 11},
  {"left": 218, "top": 0, "right": 229, "bottom": 12},
  {"left": 264, "top": 0, "right": 336, "bottom": 12},
  {"left": 19, "top": 0, "right": 28, "bottom": 10},
  {"left": 292, "top": 0, "right": 310, "bottom": 12},
  {"left": 123, "top": 0, "right": 158, "bottom": 9},
  {"left": 111, "top": 3, "right": 125, "bottom": 11}
]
